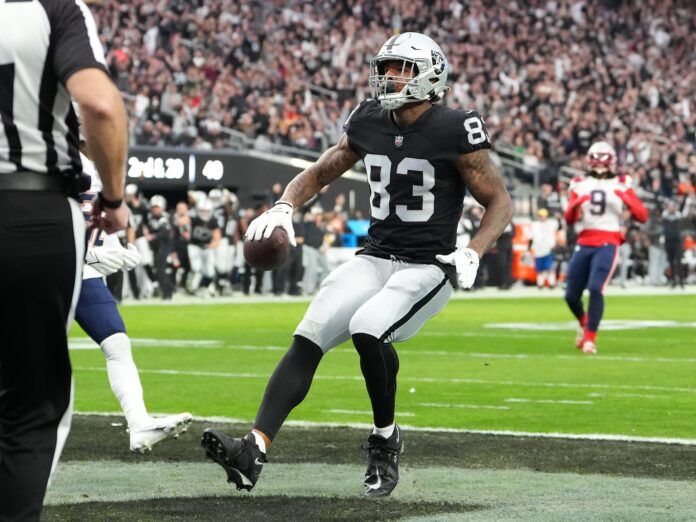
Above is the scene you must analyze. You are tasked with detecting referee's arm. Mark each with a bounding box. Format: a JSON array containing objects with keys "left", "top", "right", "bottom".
[
  {"left": 68, "top": 71, "right": 128, "bottom": 218},
  {"left": 53, "top": 0, "right": 128, "bottom": 232}
]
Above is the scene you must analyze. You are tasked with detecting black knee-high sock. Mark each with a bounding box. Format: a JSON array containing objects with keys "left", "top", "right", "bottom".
[
  {"left": 253, "top": 335, "right": 323, "bottom": 441},
  {"left": 353, "top": 333, "right": 399, "bottom": 428}
]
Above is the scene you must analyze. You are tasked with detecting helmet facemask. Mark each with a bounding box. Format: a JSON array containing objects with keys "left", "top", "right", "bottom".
[
  {"left": 586, "top": 151, "right": 616, "bottom": 178},
  {"left": 369, "top": 58, "right": 421, "bottom": 109},
  {"left": 369, "top": 39, "right": 449, "bottom": 111}
]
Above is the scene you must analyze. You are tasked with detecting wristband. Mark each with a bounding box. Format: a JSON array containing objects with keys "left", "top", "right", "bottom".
[
  {"left": 98, "top": 191, "right": 123, "bottom": 209},
  {"left": 274, "top": 200, "right": 294, "bottom": 209}
]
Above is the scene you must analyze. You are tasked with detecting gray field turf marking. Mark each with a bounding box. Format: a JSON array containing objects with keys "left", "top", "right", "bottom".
[
  {"left": 72, "top": 412, "right": 696, "bottom": 445},
  {"left": 44, "top": 461, "right": 696, "bottom": 520},
  {"left": 70, "top": 338, "right": 696, "bottom": 364},
  {"left": 72, "top": 365, "right": 696, "bottom": 394},
  {"left": 418, "top": 402, "right": 510, "bottom": 410},
  {"left": 324, "top": 409, "right": 416, "bottom": 417},
  {"left": 486, "top": 319, "right": 696, "bottom": 331},
  {"left": 115, "top": 285, "right": 696, "bottom": 306},
  {"left": 504, "top": 398, "right": 593, "bottom": 405},
  {"left": 587, "top": 392, "right": 670, "bottom": 400}
]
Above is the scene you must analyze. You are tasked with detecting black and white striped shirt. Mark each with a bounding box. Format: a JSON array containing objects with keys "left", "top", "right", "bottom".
[{"left": 0, "top": 0, "right": 106, "bottom": 176}]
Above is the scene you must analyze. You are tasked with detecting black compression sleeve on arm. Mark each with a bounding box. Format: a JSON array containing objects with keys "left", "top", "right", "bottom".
[{"left": 253, "top": 335, "right": 323, "bottom": 441}]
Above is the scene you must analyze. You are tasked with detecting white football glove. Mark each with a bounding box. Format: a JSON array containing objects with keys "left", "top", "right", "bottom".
[
  {"left": 121, "top": 244, "right": 142, "bottom": 271},
  {"left": 245, "top": 202, "right": 297, "bottom": 246},
  {"left": 436, "top": 247, "right": 480, "bottom": 289},
  {"left": 85, "top": 246, "right": 125, "bottom": 276}
]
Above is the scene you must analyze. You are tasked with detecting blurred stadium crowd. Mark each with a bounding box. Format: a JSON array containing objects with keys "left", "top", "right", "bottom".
[
  {"left": 93, "top": 0, "right": 694, "bottom": 187},
  {"left": 84, "top": 0, "right": 695, "bottom": 298}
]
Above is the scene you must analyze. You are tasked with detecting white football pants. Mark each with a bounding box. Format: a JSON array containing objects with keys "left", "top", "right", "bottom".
[
  {"left": 188, "top": 244, "right": 216, "bottom": 278},
  {"left": 214, "top": 238, "right": 235, "bottom": 274},
  {"left": 295, "top": 255, "right": 452, "bottom": 352}
]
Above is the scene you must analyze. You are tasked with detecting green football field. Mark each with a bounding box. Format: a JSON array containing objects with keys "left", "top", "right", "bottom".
[
  {"left": 69, "top": 294, "right": 696, "bottom": 439},
  {"left": 44, "top": 293, "right": 696, "bottom": 520}
]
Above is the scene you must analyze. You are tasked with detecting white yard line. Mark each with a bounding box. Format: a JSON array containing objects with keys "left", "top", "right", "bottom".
[
  {"left": 324, "top": 409, "right": 415, "bottom": 417},
  {"left": 418, "top": 402, "right": 510, "bottom": 410},
  {"left": 592, "top": 393, "right": 669, "bottom": 400},
  {"left": 420, "top": 332, "right": 551, "bottom": 339},
  {"left": 72, "top": 366, "right": 696, "bottom": 394},
  {"left": 504, "top": 398, "right": 593, "bottom": 405},
  {"left": 72, "top": 411, "right": 696, "bottom": 446}
]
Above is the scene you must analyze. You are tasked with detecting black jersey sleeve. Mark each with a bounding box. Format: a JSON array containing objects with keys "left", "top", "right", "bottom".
[
  {"left": 343, "top": 99, "right": 377, "bottom": 155},
  {"left": 45, "top": 0, "right": 108, "bottom": 83},
  {"left": 455, "top": 109, "right": 492, "bottom": 155}
]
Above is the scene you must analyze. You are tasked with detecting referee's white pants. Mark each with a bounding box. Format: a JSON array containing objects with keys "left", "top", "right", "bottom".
[{"left": 295, "top": 254, "right": 452, "bottom": 353}]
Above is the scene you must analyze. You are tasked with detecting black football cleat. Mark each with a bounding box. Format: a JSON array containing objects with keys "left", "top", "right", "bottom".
[
  {"left": 201, "top": 429, "right": 266, "bottom": 491},
  {"left": 362, "top": 425, "right": 403, "bottom": 497}
]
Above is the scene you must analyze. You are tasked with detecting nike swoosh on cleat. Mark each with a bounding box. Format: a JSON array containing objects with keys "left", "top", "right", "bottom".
[
  {"left": 366, "top": 466, "right": 382, "bottom": 491},
  {"left": 254, "top": 457, "right": 264, "bottom": 466},
  {"left": 411, "top": 46, "right": 422, "bottom": 50},
  {"left": 235, "top": 469, "right": 255, "bottom": 487}
]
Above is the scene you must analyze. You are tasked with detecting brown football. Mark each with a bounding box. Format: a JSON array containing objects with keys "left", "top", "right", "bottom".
[{"left": 243, "top": 227, "right": 291, "bottom": 271}]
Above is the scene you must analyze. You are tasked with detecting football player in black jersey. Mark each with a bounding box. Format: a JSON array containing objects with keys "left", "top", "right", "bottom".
[
  {"left": 187, "top": 198, "right": 222, "bottom": 294},
  {"left": 202, "top": 32, "right": 513, "bottom": 497}
]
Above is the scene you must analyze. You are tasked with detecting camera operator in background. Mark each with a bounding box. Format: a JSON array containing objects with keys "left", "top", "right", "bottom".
[
  {"left": 662, "top": 201, "right": 686, "bottom": 288},
  {"left": 127, "top": 184, "right": 153, "bottom": 299},
  {"left": 173, "top": 201, "right": 192, "bottom": 290},
  {"left": 145, "top": 196, "right": 175, "bottom": 300},
  {"left": 644, "top": 208, "right": 666, "bottom": 285}
]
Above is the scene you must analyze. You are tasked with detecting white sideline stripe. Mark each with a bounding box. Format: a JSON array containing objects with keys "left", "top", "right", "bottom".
[
  {"left": 419, "top": 402, "right": 509, "bottom": 410},
  {"left": 72, "top": 411, "right": 696, "bottom": 446},
  {"left": 71, "top": 366, "right": 696, "bottom": 394},
  {"left": 588, "top": 392, "right": 669, "bottom": 400},
  {"left": 324, "top": 409, "right": 415, "bottom": 417},
  {"left": 505, "top": 398, "right": 593, "bottom": 405}
]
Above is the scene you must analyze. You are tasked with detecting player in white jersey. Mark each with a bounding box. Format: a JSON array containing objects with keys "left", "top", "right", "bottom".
[
  {"left": 75, "top": 153, "right": 192, "bottom": 451},
  {"left": 563, "top": 142, "right": 647, "bottom": 354}
]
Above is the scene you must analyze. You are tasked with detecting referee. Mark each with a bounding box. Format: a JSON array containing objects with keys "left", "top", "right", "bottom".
[{"left": 0, "top": 1, "right": 128, "bottom": 519}]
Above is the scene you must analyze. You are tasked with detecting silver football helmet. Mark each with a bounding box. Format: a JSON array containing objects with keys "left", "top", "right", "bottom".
[
  {"left": 196, "top": 198, "right": 214, "bottom": 220},
  {"left": 150, "top": 194, "right": 167, "bottom": 211},
  {"left": 369, "top": 32, "right": 449, "bottom": 110}
]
